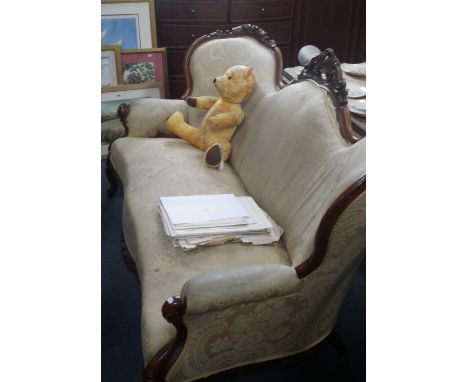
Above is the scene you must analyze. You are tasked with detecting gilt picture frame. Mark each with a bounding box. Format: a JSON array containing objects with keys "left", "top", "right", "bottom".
[
  {"left": 101, "top": 45, "right": 123, "bottom": 87},
  {"left": 101, "top": 0, "right": 157, "bottom": 49}
]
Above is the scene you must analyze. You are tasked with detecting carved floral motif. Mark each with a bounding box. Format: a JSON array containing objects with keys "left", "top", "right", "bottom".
[
  {"left": 208, "top": 24, "right": 278, "bottom": 48},
  {"left": 297, "top": 48, "right": 348, "bottom": 106}
]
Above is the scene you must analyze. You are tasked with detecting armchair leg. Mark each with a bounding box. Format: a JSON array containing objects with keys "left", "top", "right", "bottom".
[{"left": 105, "top": 157, "right": 119, "bottom": 197}]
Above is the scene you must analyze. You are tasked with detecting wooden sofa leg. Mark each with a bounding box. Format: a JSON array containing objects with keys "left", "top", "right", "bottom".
[
  {"left": 144, "top": 296, "right": 187, "bottom": 381},
  {"left": 121, "top": 236, "right": 138, "bottom": 275},
  {"left": 105, "top": 157, "right": 119, "bottom": 198}
]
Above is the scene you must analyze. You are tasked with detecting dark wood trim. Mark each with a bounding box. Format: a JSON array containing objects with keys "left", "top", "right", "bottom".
[
  {"left": 117, "top": 103, "right": 130, "bottom": 137},
  {"left": 296, "top": 48, "right": 347, "bottom": 106},
  {"left": 292, "top": 48, "right": 358, "bottom": 144},
  {"left": 144, "top": 296, "right": 188, "bottom": 382},
  {"left": 181, "top": 24, "right": 284, "bottom": 99},
  {"left": 121, "top": 235, "right": 138, "bottom": 276},
  {"left": 295, "top": 175, "right": 366, "bottom": 278}
]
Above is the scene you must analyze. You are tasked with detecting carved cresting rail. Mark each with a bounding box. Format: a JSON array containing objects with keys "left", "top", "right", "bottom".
[{"left": 182, "top": 24, "right": 285, "bottom": 99}]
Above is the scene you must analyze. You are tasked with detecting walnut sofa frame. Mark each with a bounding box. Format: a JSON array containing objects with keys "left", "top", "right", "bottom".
[{"left": 105, "top": 24, "right": 365, "bottom": 382}]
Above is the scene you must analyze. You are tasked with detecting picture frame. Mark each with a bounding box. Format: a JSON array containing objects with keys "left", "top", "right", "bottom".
[
  {"left": 101, "top": 82, "right": 165, "bottom": 159},
  {"left": 101, "top": 45, "right": 123, "bottom": 87},
  {"left": 101, "top": 0, "right": 157, "bottom": 49},
  {"left": 101, "top": 83, "right": 165, "bottom": 126},
  {"left": 121, "top": 47, "right": 169, "bottom": 96}
]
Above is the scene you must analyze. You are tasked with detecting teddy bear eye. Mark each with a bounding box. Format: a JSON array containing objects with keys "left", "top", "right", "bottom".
[{"left": 228, "top": 76, "right": 232, "bottom": 80}]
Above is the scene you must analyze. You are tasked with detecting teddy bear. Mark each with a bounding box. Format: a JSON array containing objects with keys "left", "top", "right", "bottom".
[{"left": 165, "top": 65, "right": 256, "bottom": 169}]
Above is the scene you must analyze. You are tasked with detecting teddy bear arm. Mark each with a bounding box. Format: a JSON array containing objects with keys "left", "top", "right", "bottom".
[{"left": 188, "top": 96, "right": 220, "bottom": 110}]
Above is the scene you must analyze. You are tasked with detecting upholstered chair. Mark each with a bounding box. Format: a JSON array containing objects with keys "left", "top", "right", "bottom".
[{"left": 106, "top": 24, "right": 365, "bottom": 382}]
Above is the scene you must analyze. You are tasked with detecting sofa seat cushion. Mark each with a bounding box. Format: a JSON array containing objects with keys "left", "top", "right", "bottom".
[{"left": 110, "top": 137, "right": 291, "bottom": 363}]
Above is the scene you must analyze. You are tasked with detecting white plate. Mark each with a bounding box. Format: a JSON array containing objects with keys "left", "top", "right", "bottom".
[
  {"left": 349, "top": 107, "right": 366, "bottom": 117},
  {"left": 348, "top": 99, "right": 366, "bottom": 117},
  {"left": 346, "top": 81, "right": 366, "bottom": 98},
  {"left": 342, "top": 62, "right": 366, "bottom": 77}
]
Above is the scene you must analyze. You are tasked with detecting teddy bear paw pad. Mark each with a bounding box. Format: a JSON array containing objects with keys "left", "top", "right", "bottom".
[{"left": 205, "top": 144, "right": 222, "bottom": 168}]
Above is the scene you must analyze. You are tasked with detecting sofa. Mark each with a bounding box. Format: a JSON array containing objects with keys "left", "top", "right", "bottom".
[{"left": 106, "top": 24, "right": 366, "bottom": 382}]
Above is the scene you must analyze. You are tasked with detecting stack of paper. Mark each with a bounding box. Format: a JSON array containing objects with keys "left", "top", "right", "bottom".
[{"left": 158, "top": 194, "right": 283, "bottom": 250}]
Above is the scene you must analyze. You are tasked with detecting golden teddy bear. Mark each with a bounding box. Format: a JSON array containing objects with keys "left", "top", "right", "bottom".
[{"left": 165, "top": 65, "right": 256, "bottom": 169}]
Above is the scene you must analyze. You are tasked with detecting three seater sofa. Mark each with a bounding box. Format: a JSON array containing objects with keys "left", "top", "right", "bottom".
[{"left": 106, "top": 24, "right": 366, "bottom": 382}]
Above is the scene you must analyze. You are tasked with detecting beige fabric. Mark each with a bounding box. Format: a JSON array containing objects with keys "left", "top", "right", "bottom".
[
  {"left": 187, "top": 37, "right": 278, "bottom": 128},
  {"left": 101, "top": 118, "right": 125, "bottom": 142},
  {"left": 125, "top": 98, "right": 188, "bottom": 137},
  {"left": 167, "top": 193, "right": 366, "bottom": 382},
  {"left": 182, "top": 264, "right": 300, "bottom": 315},
  {"left": 110, "top": 137, "right": 291, "bottom": 364},
  {"left": 230, "top": 81, "right": 366, "bottom": 266}
]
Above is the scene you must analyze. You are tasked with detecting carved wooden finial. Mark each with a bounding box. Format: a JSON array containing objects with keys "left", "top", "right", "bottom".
[
  {"left": 294, "top": 48, "right": 357, "bottom": 143},
  {"left": 144, "top": 296, "right": 188, "bottom": 381},
  {"left": 161, "top": 296, "right": 187, "bottom": 325},
  {"left": 117, "top": 103, "right": 130, "bottom": 137},
  {"left": 297, "top": 48, "right": 348, "bottom": 106}
]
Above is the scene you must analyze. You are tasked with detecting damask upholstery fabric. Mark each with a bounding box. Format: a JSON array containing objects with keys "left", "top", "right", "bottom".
[
  {"left": 230, "top": 82, "right": 366, "bottom": 266},
  {"left": 187, "top": 37, "right": 278, "bottom": 128},
  {"left": 167, "top": 193, "right": 366, "bottom": 381},
  {"left": 125, "top": 98, "right": 188, "bottom": 137},
  {"left": 110, "top": 137, "right": 291, "bottom": 363},
  {"left": 182, "top": 264, "right": 301, "bottom": 315}
]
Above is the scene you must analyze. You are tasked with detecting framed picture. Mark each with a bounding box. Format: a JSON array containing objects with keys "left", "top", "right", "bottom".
[
  {"left": 101, "top": 45, "right": 123, "bottom": 87},
  {"left": 121, "top": 48, "right": 168, "bottom": 85},
  {"left": 101, "top": 83, "right": 164, "bottom": 159},
  {"left": 101, "top": 82, "right": 165, "bottom": 122},
  {"left": 101, "top": 0, "right": 157, "bottom": 49}
]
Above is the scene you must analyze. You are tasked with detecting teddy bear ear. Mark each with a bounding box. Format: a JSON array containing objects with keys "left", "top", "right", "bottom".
[{"left": 247, "top": 66, "right": 253, "bottom": 73}]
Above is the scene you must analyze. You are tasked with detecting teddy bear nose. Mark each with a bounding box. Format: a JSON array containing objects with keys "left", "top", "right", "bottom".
[{"left": 213, "top": 78, "right": 216, "bottom": 83}]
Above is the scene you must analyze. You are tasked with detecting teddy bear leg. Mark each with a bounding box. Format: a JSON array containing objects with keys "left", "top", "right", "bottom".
[{"left": 165, "top": 111, "right": 205, "bottom": 150}]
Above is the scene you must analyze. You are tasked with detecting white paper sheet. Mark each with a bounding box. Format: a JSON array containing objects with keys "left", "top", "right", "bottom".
[
  {"left": 158, "top": 195, "right": 282, "bottom": 250},
  {"left": 159, "top": 194, "right": 249, "bottom": 225},
  {"left": 159, "top": 197, "right": 272, "bottom": 239}
]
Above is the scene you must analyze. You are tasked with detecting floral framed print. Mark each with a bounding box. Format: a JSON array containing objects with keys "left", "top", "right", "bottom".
[
  {"left": 101, "top": 45, "right": 123, "bottom": 87},
  {"left": 101, "top": 0, "right": 157, "bottom": 49},
  {"left": 121, "top": 48, "right": 168, "bottom": 86}
]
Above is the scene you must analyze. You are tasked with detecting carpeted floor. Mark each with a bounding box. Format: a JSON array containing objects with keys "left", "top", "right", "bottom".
[{"left": 101, "top": 160, "right": 366, "bottom": 382}]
